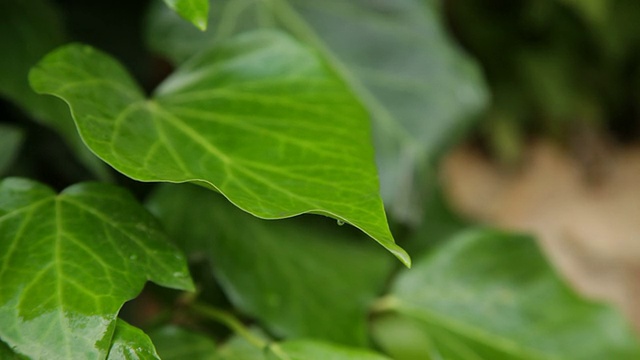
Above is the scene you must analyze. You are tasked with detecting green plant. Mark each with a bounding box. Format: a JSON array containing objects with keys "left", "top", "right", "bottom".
[{"left": 1, "top": 0, "right": 639, "bottom": 359}]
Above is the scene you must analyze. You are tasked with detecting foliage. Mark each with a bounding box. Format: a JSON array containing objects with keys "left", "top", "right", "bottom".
[
  {"left": 0, "top": 0, "right": 639, "bottom": 359},
  {"left": 445, "top": 0, "right": 640, "bottom": 163}
]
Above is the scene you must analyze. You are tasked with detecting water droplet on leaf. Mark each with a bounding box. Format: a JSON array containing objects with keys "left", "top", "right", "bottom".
[{"left": 337, "top": 219, "right": 345, "bottom": 226}]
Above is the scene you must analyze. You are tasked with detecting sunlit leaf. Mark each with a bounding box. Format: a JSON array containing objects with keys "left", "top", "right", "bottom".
[
  {"left": 147, "top": 183, "right": 393, "bottom": 346},
  {"left": 144, "top": 0, "right": 488, "bottom": 223},
  {"left": 107, "top": 320, "right": 160, "bottom": 360},
  {"left": 0, "top": 178, "right": 193, "bottom": 359},
  {"left": 373, "top": 230, "right": 640, "bottom": 359},
  {"left": 30, "top": 31, "right": 409, "bottom": 266}
]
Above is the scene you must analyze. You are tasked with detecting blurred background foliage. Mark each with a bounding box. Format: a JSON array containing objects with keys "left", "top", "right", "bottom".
[{"left": 445, "top": 0, "right": 640, "bottom": 165}]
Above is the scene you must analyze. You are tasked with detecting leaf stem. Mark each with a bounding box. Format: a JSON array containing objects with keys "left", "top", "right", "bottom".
[
  {"left": 370, "top": 295, "right": 400, "bottom": 314},
  {"left": 189, "top": 302, "right": 268, "bottom": 349}
]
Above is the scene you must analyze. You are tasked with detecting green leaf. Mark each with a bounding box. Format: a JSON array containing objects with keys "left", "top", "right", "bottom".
[
  {"left": 0, "top": 0, "right": 110, "bottom": 179},
  {"left": 0, "top": 125, "right": 24, "bottom": 175},
  {"left": 216, "top": 329, "right": 268, "bottom": 360},
  {"left": 30, "top": 31, "right": 409, "bottom": 266},
  {"left": 0, "top": 178, "right": 193, "bottom": 359},
  {"left": 148, "top": 325, "right": 216, "bottom": 360},
  {"left": 217, "top": 334, "right": 391, "bottom": 360},
  {"left": 373, "top": 230, "right": 640, "bottom": 359},
  {"left": 269, "top": 340, "right": 391, "bottom": 360},
  {"left": 162, "top": 0, "right": 210, "bottom": 30},
  {"left": 144, "top": 0, "right": 489, "bottom": 223},
  {"left": 280, "top": 0, "right": 488, "bottom": 222},
  {"left": 107, "top": 320, "right": 160, "bottom": 360},
  {"left": 147, "top": 183, "right": 393, "bottom": 346}
]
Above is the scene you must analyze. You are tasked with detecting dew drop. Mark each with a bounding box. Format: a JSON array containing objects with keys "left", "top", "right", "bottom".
[
  {"left": 129, "top": 254, "right": 138, "bottom": 261},
  {"left": 337, "top": 219, "right": 345, "bottom": 226}
]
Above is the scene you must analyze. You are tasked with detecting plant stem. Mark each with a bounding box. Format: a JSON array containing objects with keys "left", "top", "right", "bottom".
[
  {"left": 370, "top": 295, "right": 400, "bottom": 314},
  {"left": 189, "top": 302, "right": 268, "bottom": 349}
]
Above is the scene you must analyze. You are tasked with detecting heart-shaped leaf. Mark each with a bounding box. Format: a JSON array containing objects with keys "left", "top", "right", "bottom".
[
  {"left": 144, "top": 0, "right": 488, "bottom": 223},
  {"left": 147, "top": 183, "right": 393, "bottom": 346},
  {"left": 0, "top": 178, "right": 193, "bottom": 359},
  {"left": 162, "top": 0, "right": 209, "bottom": 30},
  {"left": 29, "top": 31, "right": 409, "bottom": 266},
  {"left": 372, "top": 230, "right": 640, "bottom": 359}
]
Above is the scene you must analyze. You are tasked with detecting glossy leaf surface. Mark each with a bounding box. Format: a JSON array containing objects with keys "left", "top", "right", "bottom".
[
  {"left": 30, "top": 31, "right": 408, "bottom": 265},
  {"left": 147, "top": 183, "right": 393, "bottom": 346},
  {"left": 373, "top": 230, "right": 640, "bottom": 359},
  {"left": 149, "top": 325, "right": 216, "bottom": 360},
  {"left": 106, "top": 320, "right": 160, "bottom": 360},
  {"left": 144, "top": 0, "right": 488, "bottom": 223},
  {"left": 162, "top": 0, "right": 209, "bottom": 30},
  {"left": 0, "top": 178, "right": 193, "bottom": 359}
]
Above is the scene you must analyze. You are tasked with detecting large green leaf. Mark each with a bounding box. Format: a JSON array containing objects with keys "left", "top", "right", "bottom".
[
  {"left": 162, "top": 0, "right": 210, "bottom": 30},
  {"left": 147, "top": 183, "right": 393, "bottom": 346},
  {"left": 0, "top": 124, "right": 24, "bottom": 175},
  {"left": 0, "top": 178, "right": 193, "bottom": 359},
  {"left": 30, "top": 31, "right": 409, "bottom": 266},
  {"left": 144, "top": 0, "right": 488, "bottom": 223},
  {"left": 107, "top": 320, "right": 160, "bottom": 360},
  {"left": 0, "top": 0, "right": 109, "bottom": 179},
  {"left": 372, "top": 230, "right": 640, "bottom": 359},
  {"left": 148, "top": 325, "right": 216, "bottom": 360}
]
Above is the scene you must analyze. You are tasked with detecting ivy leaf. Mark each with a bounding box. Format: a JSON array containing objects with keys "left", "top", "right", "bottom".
[
  {"left": 0, "top": 124, "right": 24, "bottom": 175},
  {"left": 0, "top": 0, "right": 110, "bottom": 179},
  {"left": 0, "top": 178, "right": 193, "bottom": 359},
  {"left": 107, "top": 320, "right": 160, "bottom": 360},
  {"left": 29, "top": 31, "right": 409, "bottom": 266},
  {"left": 148, "top": 325, "right": 216, "bottom": 360},
  {"left": 144, "top": 0, "right": 488, "bottom": 223},
  {"left": 162, "top": 0, "right": 209, "bottom": 30},
  {"left": 147, "top": 183, "right": 393, "bottom": 346},
  {"left": 372, "top": 230, "right": 640, "bottom": 359}
]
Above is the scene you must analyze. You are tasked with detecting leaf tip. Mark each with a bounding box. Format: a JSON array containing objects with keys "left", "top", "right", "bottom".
[
  {"left": 194, "top": 17, "right": 207, "bottom": 31},
  {"left": 392, "top": 247, "right": 412, "bottom": 268}
]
